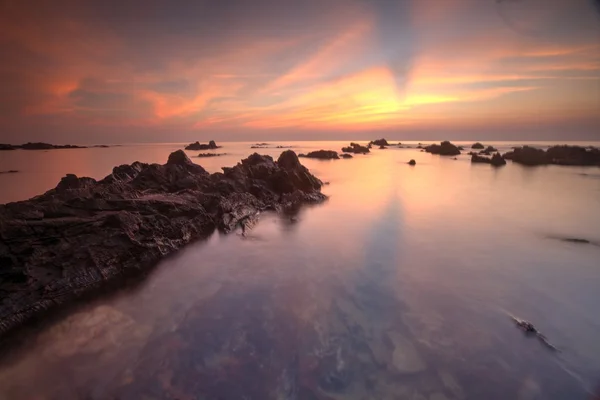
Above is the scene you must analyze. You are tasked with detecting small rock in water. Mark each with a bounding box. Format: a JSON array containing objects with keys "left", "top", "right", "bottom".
[{"left": 408, "top": 159, "right": 416, "bottom": 166}]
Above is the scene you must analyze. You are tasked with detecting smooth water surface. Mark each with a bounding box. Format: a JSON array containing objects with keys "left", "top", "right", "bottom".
[{"left": 0, "top": 141, "right": 599, "bottom": 399}]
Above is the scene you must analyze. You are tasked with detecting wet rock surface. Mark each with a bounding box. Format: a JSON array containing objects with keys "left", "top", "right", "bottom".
[
  {"left": 299, "top": 150, "right": 340, "bottom": 160},
  {"left": 341, "top": 143, "right": 370, "bottom": 154},
  {"left": 503, "top": 145, "right": 600, "bottom": 166},
  {"left": 184, "top": 140, "right": 220, "bottom": 150},
  {"left": 425, "top": 141, "right": 461, "bottom": 156},
  {"left": 0, "top": 150, "right": 325, "bottom": 336}
]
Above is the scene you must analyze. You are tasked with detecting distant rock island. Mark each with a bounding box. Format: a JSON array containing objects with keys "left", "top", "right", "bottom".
[
  {"left": 0, "top": 142, "right": 113, "bottom": 150},
  {"left": 471, "top": 153, "right": 506, "bottom": 167},
  {"left": 184, "top": 140, "right": 220, "bottom": 151},
  {"left": 425, "top": 141, "right": 461, "bottom": 156},
  {"left": 197, "top": 153, "right": 226, "bottom": 158},
  {"left": 342, "top": 142, "right": 370, "bottom": 154},
  {"left": 0, "top": 150, "right": 325, "bottom": 336},
  {"left": 503, "top": 145, "right": 600, "bottom": 166},
  {"left": 299, "top": 150, "right": 339, "bottom": 160}
]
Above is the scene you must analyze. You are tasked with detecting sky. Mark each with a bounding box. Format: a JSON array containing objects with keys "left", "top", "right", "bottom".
[{"left": 0, "top": 0, "right": 599, "bottom": 143}]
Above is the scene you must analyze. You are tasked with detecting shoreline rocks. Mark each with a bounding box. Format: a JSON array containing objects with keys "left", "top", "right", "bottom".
[
  {"left": 299, "top": 150, "right": 339, "bottom": 160},
  {"left": 185, "top": 140, "right": 220, "bottom": 151},
  {"left": 0, "top": 150, "right": 326, "bottom": 337},
  {"left": 503, "top": 145, "right": 600, "bottom": 166},
  {"left": 425, "top": 141, "right": 461, "bottom": 156}
]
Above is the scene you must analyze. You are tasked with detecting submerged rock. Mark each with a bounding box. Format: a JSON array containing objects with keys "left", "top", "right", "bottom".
[
  {"left": 185, "top": 140, "right": 220, "bottom": 150},
  {"left": 299, "top": 150, "right": 339, "bottom": 160},
  {"left": 197, "top": 153, "right": 226, "bottom": 157},
  {"left": 425, "top": 141, "right": 461, "bottom": 156},
  {"left": 341, "top": 142, "right": 370, "bottom": 154},
  {"left": 0, "top": 150, "right": 326, "bottom": 336}
]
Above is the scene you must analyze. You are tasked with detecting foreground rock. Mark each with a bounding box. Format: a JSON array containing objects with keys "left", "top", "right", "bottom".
[
  {"left": 341, "top": 142, "right": 370, "bottom": 154},
  {"left": 471, "top": 153, "right": 506, "bottom": 167},
  {"left": 503, "top": 145, "right": 600, "bottom": 166},
  {"left": 369, "top": 138, "right": 389, "bottom": 147},
  {"left": 0, "top": 150, "right": 325, "bottom": 336},
  {"left": 299, "top": 150, "right": 339, "bottom": 160},
  {"left": 425, "top": 141, "right": 461, "bottom": 156},
  {"left": 185, "top": 140, "right": 220, "bottom": 150}
]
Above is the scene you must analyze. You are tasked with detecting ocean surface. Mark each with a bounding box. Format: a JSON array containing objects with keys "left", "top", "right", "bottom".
[{"left": 0, "top": 141, "right": 599, "bottom": 400}]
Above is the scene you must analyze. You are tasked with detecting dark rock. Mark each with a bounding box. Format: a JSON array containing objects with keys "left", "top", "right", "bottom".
[
  {"left": 502, "top": 145, "right": 600, "bottom": 166},
  {"left": 185, "top": 140, "right": 220, "bottom": 151},
  {"left": 276, "top": 145, "right": 293, "bottom": 149},
  {"left": 369, "top": 138, "right": 389, "bottom": 146},
  {"left": 0, "top": 150, "right": 325, "bottom": 337},
  {"left": 408, "top": 159, "right": 416, "bottom": 165},
  {"left": 197, "top": 153, "right": 226, "bottom": 158},
  {"left": 471, "top": 142, "right": 485, "bottom": 149},
  {"left": 417, "top": 145, "right": 423, "bottom": 149},
  {"left": 340, "top": 154, "right": 353, "bottom": 159},
  {"left": 425, "top": 141, "right": 461, "bottom": 156},
  {"left": 0, "top": 144, "right": 17, "bottom": 151},
  {"left": 20, "top": 142, "right": 86, "bottom": 150},
  {"left": 298, "top": 150, "right": 339, "bottom": 160},
  {"left": 341, "top": 143, "right": 370, "bottom": 154},
  {"left": 562, "top": 238, "right": 591, "bottom": 244},
  {"left": 0, "top": 170, "right": 19, "bottom": 174},
  {"left": 379, "top": 145, "right": 387, "bottom": 149},
  {"left": 471, "top": 153, "right": 506, "bottom": 167},
  {"left": 458, "top": 146, "right": 465, "bottom": 150}
]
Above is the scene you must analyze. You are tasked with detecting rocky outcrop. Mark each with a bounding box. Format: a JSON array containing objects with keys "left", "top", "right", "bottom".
[
  {"left": 185, "top": 140, "right": 220, "bottom": 151},
  {"left": 502, "top": 145, "right": 600, "bottom": 166},
  {"left": 408, "top": 159, "right": 416, "bottom": 166},
  {"left": 471, "top": 153, "right": 506, "bottom": 167},
  {"left": 341, "top": 143, "right": 370, "bottom": 154},
  {"left": 478, "top": 146, "right": 498, "bottom": 155},
  {"left": 0, "top": 144, "right": 17, "bottom": 151},
  {"left": 471, "top": 142, "right": 485, "bottom": 149},
  {"left": 340, "top": 154, "right": 353, "bottom": 159},
  {"left": 424, "top": 141, "right": 461, "bottom": 156},
  {"left": 299, "top": 150, "right": 339, "bottom": 160},
  {"left": 0, "top": 150, "right": 325, "bottom": 336},
  {"left": 369, "top": 138, "right": 389, "bottom": 147}
]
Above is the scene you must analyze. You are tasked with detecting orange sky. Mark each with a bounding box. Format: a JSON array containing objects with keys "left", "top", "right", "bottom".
[{"left": 0, "top": 0, "right": 599, "bottom": 143}]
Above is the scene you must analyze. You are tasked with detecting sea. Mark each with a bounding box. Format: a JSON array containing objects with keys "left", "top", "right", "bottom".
[{"left": 0, "top": 141, "right": 599, "bottom": 400}]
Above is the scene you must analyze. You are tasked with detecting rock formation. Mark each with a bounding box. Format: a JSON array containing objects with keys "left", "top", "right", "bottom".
[
  {"left": 369, "top": 138, "right": 389, "bottom": 147},
  {"left": 185, "top": 140, "right": 220, "bottom": 151},
  {"left": 0, "top": 150, "right": 325, "bottom": 336},
  {"left": 503, "top": 145, "right": 600, "bottom": 166},
  {"left": 424, "top": 141, "right": 461, "bottom": 156},
  {"left": 471, "top": 153, "right": 506, "bottom": 167},
  {"left": 471, "top": 142, "right": 485, "bottom": 149},
  {"left": 298, "top": 150, "right": 340, "bottom": 160},
  {"left": 341, "top": 143, "right": 370, "bottom": 154}
]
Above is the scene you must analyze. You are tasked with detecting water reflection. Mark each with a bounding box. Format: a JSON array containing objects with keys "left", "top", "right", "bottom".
[{"left": 0, "top": 142, "right": 599, "bottom": 399}]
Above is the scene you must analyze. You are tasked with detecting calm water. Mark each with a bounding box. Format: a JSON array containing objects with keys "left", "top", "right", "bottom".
[{"left": 1, "top": 141, "right": 600, "bottom": 399}]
